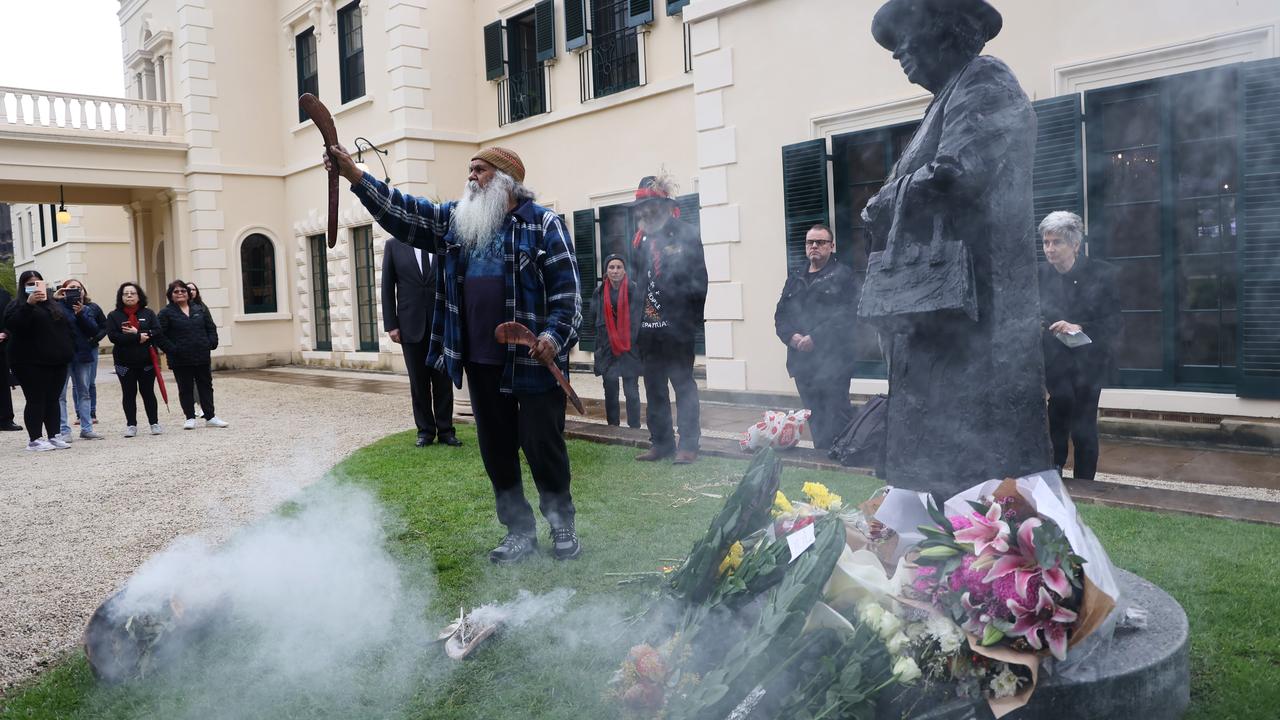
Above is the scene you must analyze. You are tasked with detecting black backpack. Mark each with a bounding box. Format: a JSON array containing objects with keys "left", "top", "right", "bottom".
[{"left": 828, "top": 394, "right": 887, "bottom": 473}]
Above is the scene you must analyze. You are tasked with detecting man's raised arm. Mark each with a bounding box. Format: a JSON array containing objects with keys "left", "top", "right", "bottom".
[{"left": 324, "top": 144, "right": 451, "bottom": 252}]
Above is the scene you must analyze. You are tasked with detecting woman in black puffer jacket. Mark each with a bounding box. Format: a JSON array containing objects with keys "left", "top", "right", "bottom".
[
  {"left": 4, "top": 270, "right": 77, "bottom": 450},
  {"left": 107, "top": 282, "right": 166, "bottom": 437},
  {"left": 158, "top": 279, "right": 227, "bottom": 430}
]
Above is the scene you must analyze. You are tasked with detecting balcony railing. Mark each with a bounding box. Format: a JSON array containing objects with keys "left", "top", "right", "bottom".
[
  {"left": 579, "top": 29, "right": 648, "bottom": 103},
  {"left": 498, "top": 64, "right": 551, "bottom": 127},
  {"left": 0, "top": 86, "right": 183, "bottom": 141}
]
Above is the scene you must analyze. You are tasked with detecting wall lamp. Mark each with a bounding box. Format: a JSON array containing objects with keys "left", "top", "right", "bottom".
[
  {"left": 56, "top": 185, "right": 71, "bottom": 224},
  {"left": 353, "top": 137, "right": 390, "bottom": 184}
]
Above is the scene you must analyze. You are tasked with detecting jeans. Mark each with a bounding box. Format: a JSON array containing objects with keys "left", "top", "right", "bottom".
[
  {"left": 639, "top": 334, "right": 701, "bottom": 453},
  {"left": 88, "top": 351, "right": 99, "bottom": 417},
  {"left": 60, "top": 360, "right": 96, "bottom": 435},
  {"left": 465, "top": 363, "right": 574, "bottom": 536},
  {"left": 14, "top": 364, "right": 66, "bottom": 441},
  {"left": 604, "top": 375, "right": 641, "bottom": 428}
]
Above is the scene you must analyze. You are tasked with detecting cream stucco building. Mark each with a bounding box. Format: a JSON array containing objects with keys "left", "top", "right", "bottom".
[{"left": 1, "top": 0, "right": 1278, "bottom": 418}]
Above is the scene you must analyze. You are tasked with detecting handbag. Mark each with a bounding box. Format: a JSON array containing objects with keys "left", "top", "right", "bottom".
[
  {"left": 828, "top": 394, "right": 887, "bottom": 471},
  {"left": 856, "top": 175, "right": 978, "bottom": 331}
]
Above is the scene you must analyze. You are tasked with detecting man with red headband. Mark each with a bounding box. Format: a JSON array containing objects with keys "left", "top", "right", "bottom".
[{"left": 629, "top": 175, "right": 708, "bottom": 464}]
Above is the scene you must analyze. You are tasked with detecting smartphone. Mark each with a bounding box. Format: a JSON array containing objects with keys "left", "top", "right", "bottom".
[
  {"left": 64, "top": 287, "right": 83, "bottom": 305},
  {"left": 27, "top": 280, "right": 46, "bottom": 296}
]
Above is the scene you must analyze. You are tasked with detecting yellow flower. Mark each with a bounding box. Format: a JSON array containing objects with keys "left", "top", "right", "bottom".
[
  {"left": 772, "top": 491, "right": 794, "bottom": 517},
  {"left": 802, "top": 482, "right": 843, "bottom": 511},
  {"left": 718, "top": 541, "right": 744, "bottom": 577}
]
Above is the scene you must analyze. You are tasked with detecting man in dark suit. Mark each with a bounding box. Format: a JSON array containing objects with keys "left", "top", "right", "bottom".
[
  {"left": 0, "top": 284, "right": 22, "bottom": 432},
  {"left": 382, "top": 235, "right": 459, "bottom": 447}
]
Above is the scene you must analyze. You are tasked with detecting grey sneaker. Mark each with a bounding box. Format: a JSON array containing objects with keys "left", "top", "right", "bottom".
[
  {"left": 48, "top": 436, "right": 71, "bottom": 449},
  {"left": 54, "top": 432, "right": 74, "bottom": 444},
  {"left": 150, "top": 424, "right": 164, "bottom": 435},
  {"left": 488, "top": 533, "right": 538, "bottom": 565},
  {"left": 205, "top": 417, "right": 229, "bottom": 428},
  {"left": 80, "top": 430, "right": 105, "bottom": 440},
  {"left": 25, "top": 439, "right": 55, "bottom": 452},
  {"left": 550, "top": 525, "right": 582, "bottom": 561},
  {"left": 124, "top": 426, "right": 137, "bottom": 438}
]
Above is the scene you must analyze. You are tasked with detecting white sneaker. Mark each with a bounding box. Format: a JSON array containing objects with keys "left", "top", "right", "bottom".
[
  {"left": 25, "top": 439, "right": 55, "bottom": 452},
  {"left": 54, "top": 432, "right": 75, "bottom": 444},
  {"left": 80, "top": 430, "right": 105, "bottom": 440},
  {"left": 48, "top": 436, "right": 71, "bottom": 449},
  {"left": 183, "top": 418, "right": 197, "bottom": 430},
  {"left": 205, "top": 417, "right": 229, "bottom": 428},
  {"left": 124, "top": 426, "right": 137, "bottom": 438},
  {"left": 150, "top": 424, "right": 164, "bottom": 435}
]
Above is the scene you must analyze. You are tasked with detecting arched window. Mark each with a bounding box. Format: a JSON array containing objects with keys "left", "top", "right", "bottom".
[{"left": 241, "top": 233, "right": 277, "bottom": 313}]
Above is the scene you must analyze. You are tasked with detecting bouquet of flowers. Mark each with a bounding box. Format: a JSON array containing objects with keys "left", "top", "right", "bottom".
[{"left": 739, "top": 409, "right": 810, "bottom": 451}]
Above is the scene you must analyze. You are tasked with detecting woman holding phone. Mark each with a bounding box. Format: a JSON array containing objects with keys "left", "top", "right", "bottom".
[
  {"left": 107, "top": 282, "right": 166, "bottom": 437},
  {"left": 2, "top": 270, "right": 76, "bottom": 451},
  {"left": 159, "top": 279, "right": 227, "bottom": 429},
  {"left": 55, "top": 279, "right": 105, "bottom": 441}
]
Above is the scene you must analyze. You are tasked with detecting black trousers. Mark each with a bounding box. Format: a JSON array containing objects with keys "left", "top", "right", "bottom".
[
  {"left": 604, "top": 375, "right": 641, "bottom": 428},
  {"left": 117, "top": 364, "right": 159, "bottom": 427},
  {"left": 795, "top": 374, "right": 854, "bottom": 450},
  {"left": 402, "top": 338, "right": 455, "bottom": 439},
  {"left": 14, "top": 364, "right": 65, "bottom": 441},
  {"left": 0, "top": 349, "right": 15, "bottom": 425},
  {"left": 465, "top": 363, "right": 574, "bottom": 536},
  {"left": 172, "top": 364, "right": 215, "bottom": 420},
  {"left": 640, "top": 334, "right": 700, "bottom": 453},
  {"left": 1047, "top": 369, "right": 1103, "bottom": 480}
]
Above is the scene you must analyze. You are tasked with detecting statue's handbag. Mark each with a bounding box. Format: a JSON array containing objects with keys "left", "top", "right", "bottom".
[{"left": 856, "top": 176, "right": 979, "bottom": 330}]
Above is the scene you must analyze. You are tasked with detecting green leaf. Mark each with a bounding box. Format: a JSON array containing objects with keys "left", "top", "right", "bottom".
[{"left": 981, "top": 624, "right": 1005, "bottom": 646}]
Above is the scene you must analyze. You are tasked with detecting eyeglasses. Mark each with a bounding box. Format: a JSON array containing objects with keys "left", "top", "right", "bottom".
[
  {"left": 172, "top": 288, "right": 188, "bottom": 293},
  {"left": 805, "top": 239, "right": 833, "bottom": 246}
]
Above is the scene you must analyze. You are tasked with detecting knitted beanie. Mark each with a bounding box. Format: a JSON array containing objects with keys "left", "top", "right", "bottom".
[{"left": 472, "top": 146, "right": 526, "bottom": 184}]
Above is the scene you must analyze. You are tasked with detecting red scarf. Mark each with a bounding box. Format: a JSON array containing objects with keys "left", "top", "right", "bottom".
[{"left": 603, "top": 278, "right": 631, "bottom": 357}]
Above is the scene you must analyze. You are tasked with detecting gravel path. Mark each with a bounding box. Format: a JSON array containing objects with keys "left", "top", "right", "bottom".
[{"left": 0, "top": 372, "right": 409, "bottom": 692}]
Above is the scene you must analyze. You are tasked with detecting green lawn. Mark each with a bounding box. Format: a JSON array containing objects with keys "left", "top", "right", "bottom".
[{"left": 3, "top": 428, "right": 1278, "bottom": 719}]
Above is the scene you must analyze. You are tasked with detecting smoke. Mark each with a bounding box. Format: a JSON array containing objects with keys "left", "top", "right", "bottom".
[{"left": 97, "top": 484, "right": 445, "bottom": 720}]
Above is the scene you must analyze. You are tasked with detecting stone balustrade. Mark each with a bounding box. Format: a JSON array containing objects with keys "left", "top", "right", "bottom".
[{"left": 0, "top": 86, "right": 182, "bottom": 141}]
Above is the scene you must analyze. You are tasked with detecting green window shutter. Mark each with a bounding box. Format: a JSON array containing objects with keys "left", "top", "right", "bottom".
[
  {"left": 1238, "top": 58, "right": 1280, "bottom": 399},
  {"left": 564, "top": 0, "right": 588, "bottom": 51},
  {"left": 1031, "top": 94, "right": 1084, "bottom": 261},
  {"left": 573, "top": 209, "right": 598, "bottom": 352},
  {"left": 534, "top": 0, "right": 556, "bottom": 63},
  {"left": 626, "top": 0, "right": 654, "bottom": 28},
  {"left": 483, "top": 20, "right": 505, "bottom": 80},
  {"left": 781, "top": 139, "right": 831, "bottom": 273},
  {"left": 667, "top": 0, "right": 690, "bottom": 15}
]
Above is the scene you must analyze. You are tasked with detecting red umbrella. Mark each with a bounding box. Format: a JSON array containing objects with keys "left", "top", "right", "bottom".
[{"left": 149, "top": 346, "right": 170, "bottom": 411}]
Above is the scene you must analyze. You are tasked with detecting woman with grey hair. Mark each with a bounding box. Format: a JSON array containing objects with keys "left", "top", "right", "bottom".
[{"left": 1038, "top": 211, "right": 1121, "bottom": 480}]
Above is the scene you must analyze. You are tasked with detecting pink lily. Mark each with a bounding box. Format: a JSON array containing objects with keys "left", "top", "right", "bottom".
[
  {"left": 960, "top": 592, "right": 991, "bottom": 636},
  {"left": 953, "top": 502, "right": 1011, "bottom": 557},
  {"left": 983, "top": 518, "right": 1072, "bottom": 599},
  {"left": 1007, "top": 587, "right": 1078, "bottom": 660}
]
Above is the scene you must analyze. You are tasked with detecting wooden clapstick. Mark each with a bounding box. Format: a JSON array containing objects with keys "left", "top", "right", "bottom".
[
  {"left": 494, "top": 321, "right": 586, "bottom": 414},
  {"left": 298, "top": 93, "right": 340, "bottom": 248}
]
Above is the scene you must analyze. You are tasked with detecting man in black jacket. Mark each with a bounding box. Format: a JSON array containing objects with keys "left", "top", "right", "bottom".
[
  {"left": 1038, "top": 211, "right": 1120, "bottom": 481},
  {"left": 381, "top": 235, "right": 458, "bottom": 447},
  {"left": 630, "top": 175, "right": 708, "bottom": 465},
  {"left": 774, "top": 224, "right": 858, "bottom": 449},
  {"left": 0, "top": 285, "right": 21, "bottom": 432}
]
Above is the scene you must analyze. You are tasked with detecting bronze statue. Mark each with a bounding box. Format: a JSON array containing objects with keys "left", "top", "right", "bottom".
[{"left": 858, "top": 0, "right": 1052, "bottom": 498}]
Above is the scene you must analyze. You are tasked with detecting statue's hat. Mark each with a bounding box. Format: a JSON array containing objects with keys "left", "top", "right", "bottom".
[{"left": 871, "top": 0, "right": 1003, "bottom": 51}]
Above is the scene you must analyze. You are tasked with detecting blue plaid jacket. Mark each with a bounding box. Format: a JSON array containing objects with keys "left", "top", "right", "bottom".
[{"left": 351, "top": 173, "right": 581, "bottom": 393}]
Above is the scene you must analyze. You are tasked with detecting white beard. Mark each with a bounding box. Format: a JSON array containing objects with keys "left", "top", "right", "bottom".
[{"left": 453, "top": 179, "right": 510, "bottom": 251}]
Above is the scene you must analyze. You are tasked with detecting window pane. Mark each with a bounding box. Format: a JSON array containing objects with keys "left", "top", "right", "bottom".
[
  {"left": 1097, "top": 93, "right": 1159, "bottom": 149},
  {"left": 1221, "top": 311, "right": 1237, "bottom": 368},
  {"left": 1178, "top": 311, "right": 1221, "bottom": 367},
  {"left": 1115, "top": 257, "right": 1162, "bottom": 311},
  {"left": 1105, "top": 201, "right": 1160, "bottom": 257},
  {"left": 241, "top": 235, "right": 276, "bottom": 313},
  {"left": 1174, "top": 138, "right": 1236, "bottom": 198},
  {"left": 1222, "top": 196, "right": 1238, "bottom": 252},
  {"left": 843, "top": 142, "right": 886, "bottom": 184},
  {"left": 1172, "top": 69, "right": 1237, "bottom": 143},
  {"left": 1117, "top": 313, "right": 1162, "bottom": 370},
  {"left": 1175, "top": 198, "right": 1224, "bottom": 255},
  {"left": 1178, "top": 255, "right": 1220, "bottom": 310},
  {"left": 1103, "top": 146, "right": 1161, "bottom": 202}
]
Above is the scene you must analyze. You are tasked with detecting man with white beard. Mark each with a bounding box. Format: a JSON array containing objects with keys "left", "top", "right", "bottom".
[{"left": 325, "top": 144, "right": 583, "bottom": 564}]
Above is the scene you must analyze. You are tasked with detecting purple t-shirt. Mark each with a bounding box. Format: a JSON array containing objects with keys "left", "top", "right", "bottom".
[{"left": 464, "top": 238, "right": 507, "bottom": 365}]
